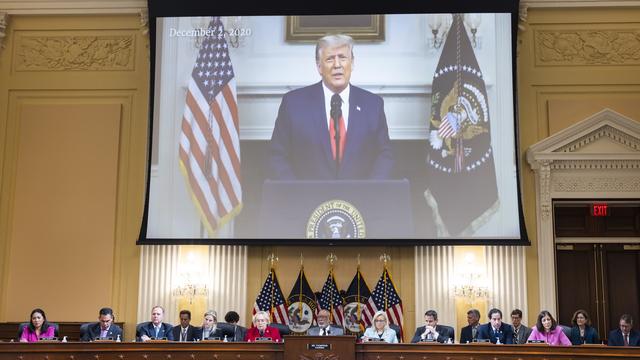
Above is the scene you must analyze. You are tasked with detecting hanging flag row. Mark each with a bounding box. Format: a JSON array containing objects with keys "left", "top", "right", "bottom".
[{"left": 252, "top": 265, "right": 404, "bottom": 341}]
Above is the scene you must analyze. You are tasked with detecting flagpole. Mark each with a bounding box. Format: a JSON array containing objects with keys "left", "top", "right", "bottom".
[
  {"left": 356, "top": 254, "right": 362, "bottom": 332},
  {"left": 267, "top": 253, "right": 278, "bottom": 323},
  {"left": 299, "top": 253, "right": 303, "bottom": 323},
  {"left": 326, "top": 253, "right": 337, "bottom": 323},
  {"left": 380, "top": 253, "right": 390, "bottom": 312}
]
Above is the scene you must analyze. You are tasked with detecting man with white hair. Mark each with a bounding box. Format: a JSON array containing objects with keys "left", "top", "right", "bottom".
[{"left": 269, "top": 34, "right": 394, "bottom": 180}]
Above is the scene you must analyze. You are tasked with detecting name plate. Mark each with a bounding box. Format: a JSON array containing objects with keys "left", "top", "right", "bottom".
[
  {"left": 420, "top": 338, "right": 437, "bottom": 343},
  {"left": 527, "top": 340, "right": 546, "bottom": 344},
  {"left": 93, "top": 337, "right": 114, "bottom": 342},
  {"left": 367, "top": 338, "right": 385, "bottom": 342},
  {"left": 308, "top": 344, "right": 331, "bottom": 350},
  {"left": 255, "top": 337, "right": 272, "bottom": 342}
]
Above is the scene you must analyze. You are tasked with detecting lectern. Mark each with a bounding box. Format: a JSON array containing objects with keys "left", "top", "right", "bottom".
[
  {"left": 259, "top": 180, "right": 413, "bottom": 239},
  {"left": 284, "top": 335, "right": 356, "bottom": 360}
]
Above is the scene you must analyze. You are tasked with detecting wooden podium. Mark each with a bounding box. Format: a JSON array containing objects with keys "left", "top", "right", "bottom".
[{"left": 284, "top": 335, "right": 356, "bottom": 360}]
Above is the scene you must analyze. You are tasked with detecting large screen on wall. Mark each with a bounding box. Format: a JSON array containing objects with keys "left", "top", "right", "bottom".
[{"left": 139, "top": 0, "right": 528, "bottom": 245}]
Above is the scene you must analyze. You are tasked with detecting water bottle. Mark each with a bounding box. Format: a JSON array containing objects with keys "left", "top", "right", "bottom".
[
  {"left": 223, "top": 335, "right": 228, "bottom": 342},
  {"left": 496, "top": 337, "right": 502, "bottom": 345},
  {"left": 116, "top": 334, "right": 121, "bottom": 342},
  {"left": 62, "top": 336, "right": 68, "bottom": 343}
]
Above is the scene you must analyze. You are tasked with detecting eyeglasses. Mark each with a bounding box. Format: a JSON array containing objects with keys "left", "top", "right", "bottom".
[{"left": 375, "top": 319, "right": 386, "bottom": 323}]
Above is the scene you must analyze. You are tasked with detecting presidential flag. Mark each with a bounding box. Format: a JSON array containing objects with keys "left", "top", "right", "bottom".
[
  {"left": 343, "top": 268, "right": 371, "bottom": 334},
  {"left": 179, "top": 17, "right": 242, "bottom": 236},
  {"left": 287, "top": 268, "right": 318, "bottom": 333},
  {"left": 425, "top": 14, "right": 498, "bottom": 236},
  {"left": 253, "top": 268, "right": 289, "bottom": 325},
  {"left": 363, "top": 267, "right": 404, "bottom": 340},
  {"left": 317, "top": 270, "right": 345, "bottom": 326}
]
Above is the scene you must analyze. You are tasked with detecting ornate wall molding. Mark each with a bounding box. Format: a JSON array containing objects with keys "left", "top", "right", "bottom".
[
  {"left": 0, "top": 1, "right": 146, "bottom": 15},
  {"left": 535, "top": 29, "right": 640, "bottom": 66},
  {"left": 526, "top": 108, "right": 640, "bottom": 316},
  {"left": 552, "top": 174, "right": 640, "bottom": 193},
  {"left": 0, "top": 12, "right": 7, "bottom": 50},
  {"left": 14, "top": 34, "right": 134, "bottom": 71}
]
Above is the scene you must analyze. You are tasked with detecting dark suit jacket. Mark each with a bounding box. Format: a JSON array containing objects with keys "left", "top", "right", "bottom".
[
  {"left": 570, "top": 325, "right": 600, "bottom": 345},
  {"left": 269, "top": 81, "right": 394, "bottom": 180},
  {"left": 459, "top": 324, "right": 479, "bottom": 344},
  {"left": 608, "top": 328, "right": 640, "bottom": 346},
  {"left": 512, "top": 325, "right": 532, "bottom": 345},
  {"left": 477, "top": 323, "right": 514, "bottom": 344},
  {"left": 81, "top": 322, "right": 123, "bottom": 341},
  {"left": 137, "top": 322, "right": 174, "bottom": 340},
  {"left": 411, "top": 325, "right": 454, "bottom": 343},
  {"left": 198, "top": 326, "right": 225, "bottom": 340},
  {"left": 170, "top": 325, "right": 199, "bottom": 342}
]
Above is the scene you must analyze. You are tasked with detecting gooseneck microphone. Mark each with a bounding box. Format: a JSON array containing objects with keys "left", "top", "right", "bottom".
[{"left": 330, "top": 93, "right": 342, "bottom": 176}]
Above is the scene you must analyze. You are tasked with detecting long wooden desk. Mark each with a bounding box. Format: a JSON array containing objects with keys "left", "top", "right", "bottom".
[
  {"left": 1, "top": 341, "right": 640, "bottom": 360},
  {"left": 357, "top": 342, "right": 640, "bottom": 359}
]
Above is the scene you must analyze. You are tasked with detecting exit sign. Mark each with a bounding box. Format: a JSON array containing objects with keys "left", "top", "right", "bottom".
[{"left": 591, "top": 203, "right": 609, "bottom": 217}]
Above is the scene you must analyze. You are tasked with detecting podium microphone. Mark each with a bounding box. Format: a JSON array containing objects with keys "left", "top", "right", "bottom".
[{"left": 330, "top": 94, "right": 342, "bottom": 176}]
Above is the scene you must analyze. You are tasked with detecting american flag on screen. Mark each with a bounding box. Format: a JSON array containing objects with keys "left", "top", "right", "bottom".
[
  {"left": 363, "top": 267, "right": 404, "bottom": 341},
  {"left": 317, "top": 270, "right": 345, "bottom": 326},
  {"left": 253, "top": 268, "right": 289, "bottom": 325},
  {"left": 179, "top": 17, "right": 242, "bottom": 236}
]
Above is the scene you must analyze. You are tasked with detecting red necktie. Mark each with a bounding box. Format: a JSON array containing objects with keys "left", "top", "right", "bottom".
[{"left": 329, "top": 116, "right": 346, "bottom": 163}]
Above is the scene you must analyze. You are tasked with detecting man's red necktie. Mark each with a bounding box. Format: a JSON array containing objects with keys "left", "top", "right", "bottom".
[{"left": 329, "top": 116, "right": 346, "bottom": 163}]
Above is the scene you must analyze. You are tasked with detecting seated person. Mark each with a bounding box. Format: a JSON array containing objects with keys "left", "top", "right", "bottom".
[
  {"left": 411, "top": 309, "right": 454, "bottom": 343},
  {"left": 362, "top": 311, "right": 398, "bottom": 343},
  {"left": 223, "top": 311, "right": 247, "bottom": 342},
  {"left": 81, "top": 307, "right": 123, "bottom": 341},
  {"left": 308, "top": 309, "right": 344, "bottom": 336},
  {"left": 527, "top": 310, "right": 571, "bottom": 346},
  {"left": 511, "top": 309, "right": 532, "bottom": 345},
  {"left": 244, "top": 311, "right": 282, "bottom": 342},
  {"left": 138, "top": 305, "right": 174, "bottom": 341},
  {"left": 460, "top": 309, "right": 481, "bottom": 344},
  {"left": 171, "top": 310, "right": 199, "bottom": 342},
  {"left": 608, "top": 314, "right": 640, "bottom": 346},
  {"left": 199, "top": 310, "right": 224, "bottom": 340},
  {"left": 477, "top": 308, "right": 514, "bottom": 344},
  {"left": 569, "top": 309, "right": 599, "bottom": 345},
  {"left": 20, "top": 308, "right": 55, "bottom": 342}
]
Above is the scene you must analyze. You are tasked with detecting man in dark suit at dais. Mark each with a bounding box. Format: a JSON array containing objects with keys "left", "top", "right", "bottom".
[{"left": 269, "top": 34, "right": 394, "bottom": 181}]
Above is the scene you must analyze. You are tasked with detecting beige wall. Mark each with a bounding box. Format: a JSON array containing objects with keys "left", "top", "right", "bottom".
[
  {"left": 1, "top": 4, "right": 639, "bottom": 338},
  {"left": 518, "top": 6, "right": 640, "bottom": 324},
  {"left": 0, "top": 14, "right": 148, "bottom": 338}
]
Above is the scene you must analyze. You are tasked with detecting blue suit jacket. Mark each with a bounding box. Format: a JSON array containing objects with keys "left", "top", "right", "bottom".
[
  {"left": 137, "top": 322, "right": 174, "bottom": 340},
  {"left": 569, "top": 325, "right": 599, "bottom": 345},
  {"left": 269, "top": 82, "right": 394, "bottom": 180},
  {"left": 477, "top": 323, "right": 514, "bottom": 344},
  {"left": 608, "top": 328, "right": 640, "bottom": 346},
  {"left": 81, "top": 322, "right": 123, "bottom": 341}
]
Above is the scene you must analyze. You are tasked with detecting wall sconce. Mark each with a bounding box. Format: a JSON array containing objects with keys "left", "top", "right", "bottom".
[
  {"left": 427, "top": 14, "right": 450, "bottom": 49},
  {"left": 454, "top": 253, "right": 488, "bottom": 304},
  {"left": 464, "top": 14, "right": 481, "bottom": 48},
  {"left": 173, "top": 274, "right": 209, "bottom": 304}
]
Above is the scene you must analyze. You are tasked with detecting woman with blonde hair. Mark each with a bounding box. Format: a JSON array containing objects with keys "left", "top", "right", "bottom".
[{"left": 362, "top": 310, "right": 398, "bottom": 343}]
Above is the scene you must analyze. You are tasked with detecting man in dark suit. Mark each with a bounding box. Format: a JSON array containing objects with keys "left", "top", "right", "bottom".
[
  {"left": 171, "top": 310, "right": 199, "bottom": 342},
  {"left": 222, "top": 311, "right": 247, "bottom": 342},
  {"left": 608, "top": 314, "right": 640, "bottom": 346},
  {"left": 138, "top": 305, "right": 174, "bottom": 341},
  {"left": 477, "top": 308, "right": 514, "bottom": 344},
  {"left": 411, "top": 310, "right": 454, "bottom": 343},
  {"left": 510, "top": 309, "right": 532, "bottom": 344},
  {"left": 81, "top": 307, "right": 123, "bottom": 341},
  {"left": 307, "top": 309, "right": 344, "bottom": 336},
  {"left": 459, "top": 309, "right": 481, "bottom": 343},
  {"left": 269, "top": 34, "right": 394, "bottom": 181}
]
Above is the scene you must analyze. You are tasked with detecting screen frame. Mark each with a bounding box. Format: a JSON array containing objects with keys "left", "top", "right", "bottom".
[{"left": 138, "top": 0, "right": 529, "bottom": 246}]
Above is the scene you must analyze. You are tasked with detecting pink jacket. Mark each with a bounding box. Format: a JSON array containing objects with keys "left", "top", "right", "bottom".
[
  {"left": 527, "top": 326, "right": 571, "bottom": 346},
  {"left": 20, "top": 325, "right": 55, "bottom": 342}
]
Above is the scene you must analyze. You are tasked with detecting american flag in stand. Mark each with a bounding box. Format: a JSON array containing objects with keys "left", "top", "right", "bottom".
[
  {"left": 363, "top": 267, "right": 404, "bottom": 341},
  {"left": 253, "top": 268, "right": 289, "bottom": 325},
  {"left": 179, "top": 17, "right": 242, "bottom": 236},
  {"left": 317, "top": 271, "right": 345, "bottom": 326}
]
